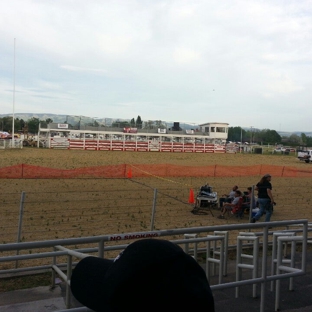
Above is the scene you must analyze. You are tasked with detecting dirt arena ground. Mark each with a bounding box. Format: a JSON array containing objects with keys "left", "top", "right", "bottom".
[
  {"left": 0, "top": 147, "right": 306, "bottom": 167},
  {"left": 0, "top": 149, "right": 311, "bottom": 254}
]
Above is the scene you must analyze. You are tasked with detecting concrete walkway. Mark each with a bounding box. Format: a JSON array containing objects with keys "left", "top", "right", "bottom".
[{"left": 0, "top": 286, "right": 66, "bottom": 311}]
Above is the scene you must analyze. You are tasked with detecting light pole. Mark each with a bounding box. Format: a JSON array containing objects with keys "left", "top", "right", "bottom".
[
  {"left": 12, "top": 38, "right": 16, "bottom": 148},
  {"left": 240, "top": 127, "right": 242, "bottom": 143},
  {"left": 240, "top": 127, "right": 243, "bottom": 153}
]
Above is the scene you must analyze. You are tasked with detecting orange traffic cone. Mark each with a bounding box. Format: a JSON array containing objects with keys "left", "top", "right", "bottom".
[
  {"left": 127, "top": 167, "right": 132, "bottom": 179},
  {"left": 188, "top": 188, "right": 195, "bottom": 204}
]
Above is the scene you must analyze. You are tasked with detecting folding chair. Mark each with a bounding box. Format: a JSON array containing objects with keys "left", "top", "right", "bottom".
[{"left": 226, "top": 197, "right": 244, "bottom": 219}]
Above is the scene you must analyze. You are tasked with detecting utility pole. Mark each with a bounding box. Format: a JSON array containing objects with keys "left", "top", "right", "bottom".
[
  {"left": 240, "top": 127, "right": 243, "bottom": 153},
  {"left": 12, "top": 38, "right": 16, "bottom": 148},
  {"left": 250, "top": 126, "right": 253, "bottom": 144},
  {"left": 240, "top": 127, "right": 242, "bottom": 143}
]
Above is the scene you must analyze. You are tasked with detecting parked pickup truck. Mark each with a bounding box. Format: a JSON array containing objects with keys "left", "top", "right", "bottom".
[{"left": 298, "top": 150, "right": 312, "bottom": 163}]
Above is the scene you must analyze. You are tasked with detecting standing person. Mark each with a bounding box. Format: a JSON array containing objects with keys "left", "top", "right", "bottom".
[{"left": 252, "top": 174, "right": 275, "bottom": 223}]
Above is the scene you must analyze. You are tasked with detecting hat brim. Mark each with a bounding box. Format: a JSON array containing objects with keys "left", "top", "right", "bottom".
[{"left": 71, "top": 256, "right": 114, "bottom": 311}]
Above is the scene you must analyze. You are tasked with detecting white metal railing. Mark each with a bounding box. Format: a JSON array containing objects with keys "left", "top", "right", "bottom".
[
  {"left": 236, "top": 235, "right": 259, "bottom": 298},
  {"left": 0, "top": 220, "right": 309, "bottom": 312},
  {"left": 55, "top": 236, "right": 228, "bottom": 309},
  {"left": 0, "top": 138, "right": 23, "bottom": 149}
]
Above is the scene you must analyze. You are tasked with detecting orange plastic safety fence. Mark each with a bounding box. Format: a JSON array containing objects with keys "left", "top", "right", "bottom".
[
  {"left": 1, "top": 164, "right": 312, "bottom": 178},
  {"left": 0, "top": 164, "right": 126, "bottom": 179},
  {"left": 128, "top": 164, "right": 311, "bottom": 178}
]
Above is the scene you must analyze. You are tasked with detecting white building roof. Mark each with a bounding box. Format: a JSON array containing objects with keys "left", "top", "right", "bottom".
[{"left": 198, "top": 122, "right": 229, "bottom": 126}]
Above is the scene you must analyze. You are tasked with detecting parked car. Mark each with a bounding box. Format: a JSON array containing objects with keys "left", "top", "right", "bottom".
[{"left": 274, "top": 147, "right": 294, "bottom": 153}]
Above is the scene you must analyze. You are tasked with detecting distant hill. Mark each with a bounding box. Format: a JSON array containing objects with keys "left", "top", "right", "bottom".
[
  {"left": 0, "top": 113, "right": 200, "bottom": 130},
  {"left": 0, "top": 113, "right": 114, "bottom": 127},
  {"left": 0, "top": 113, "right": 311, "bottom": 137}
]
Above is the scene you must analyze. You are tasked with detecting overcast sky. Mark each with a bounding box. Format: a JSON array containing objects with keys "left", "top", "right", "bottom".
[{"left": 0, "top": 0, "right": 311, "bottom": 132}]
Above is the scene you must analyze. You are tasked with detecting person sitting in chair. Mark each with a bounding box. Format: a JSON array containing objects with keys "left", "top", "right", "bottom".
[
  {"left": 195, "top": 183, "right": 212, "bottom": 208},
  {"left": 217, "top": 190, "right": 242, "bottom": 219},
  {"left": 242, "top": 187, "right": 256, "bottom": 212},
  {"left": 219, "top": 185, "right": 238, "bottom": 208},
  {"left": 199, "top": 183, "right": 212, "bottom": 196}
]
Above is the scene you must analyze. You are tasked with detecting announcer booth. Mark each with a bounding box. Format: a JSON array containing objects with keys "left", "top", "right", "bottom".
[{"left": 198, "top": 122, "right": 229, "bottom": 144}]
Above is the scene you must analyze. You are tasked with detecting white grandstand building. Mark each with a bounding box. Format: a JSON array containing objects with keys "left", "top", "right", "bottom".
[{"left": 38, "top": 121, "right": 229, "bottom": 152}]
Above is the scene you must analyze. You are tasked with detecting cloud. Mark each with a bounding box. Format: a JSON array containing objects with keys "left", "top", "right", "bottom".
[
  {"left": 263, "top": 73, "right": 304, "bottom": 96},
  {"left": 173, "top": 48, "right": 201, "bottom": 64},
  {"left": 0, "top": 0, "right": 311, "bottom": 131},
  {"left": 60, "top": 65, "right": 108, "bottom": 74}
]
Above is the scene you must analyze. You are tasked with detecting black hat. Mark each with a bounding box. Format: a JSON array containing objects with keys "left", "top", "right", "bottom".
[{"left": 70, "top": 238, "right": 215, "bottom": 312}]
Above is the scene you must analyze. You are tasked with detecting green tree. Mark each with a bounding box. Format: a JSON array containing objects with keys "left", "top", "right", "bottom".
[
  {"left": 136, "top": 116, "right": 143, "bottom": 129},
  {"left": 256, "top": 129, "right": 281, "bottom": 144},
  {"left": 20, "top": 119, "right": 26, "bottom": 130},
  {"left": 227, "top": 127, "right": 245, "bottom": 142},
  {"left": 27, "top": 117, "right": 40, "bottom": 133},
  {"left": 143, "top": 120, "right": 154, "bottom": 129},
  {"left": 155, "top": 120, "right": 166, "bottom": 129},
  {"left": 306, "top": 136, "right": 312, "bottom": 147},
  {"left": 250, "top": 129, "right": 260, "bottom": 143},
  {"left": 301, "top": 133, "right": 307, "bottom": 145},
  {"left": 1, "top": 117, "right": 12, "bottom": 132},
  {"left": 0, "top": 117, "right": 21, "bottom": 133},
  {"left": 288, "top": 134, "right": 301, "bottom": 145},
  {"left": 14, "top": 118, "right": 22, "bottom": 133},
  {"left": 112, "top": 120, "right": 131, "bottom": 128},
  {"left": 86, "top": 120, "right": 99, "bottom": 127},
  {"left": 39, "top": 118, "right": 53, "bottom": 129},
  {"left": 130, "top": 118, "right": 135, "bottom": 127}
]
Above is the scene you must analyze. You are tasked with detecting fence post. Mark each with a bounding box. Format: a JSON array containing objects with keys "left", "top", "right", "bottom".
[
  {"left": 15, "top": 191, "right": 26, "bottom": 268},
  {"left": 150, "top": 188, "right": 157, "bottom": 231},
  {"left": 248, "top": 185, "right": 256, "bottom": 222}
]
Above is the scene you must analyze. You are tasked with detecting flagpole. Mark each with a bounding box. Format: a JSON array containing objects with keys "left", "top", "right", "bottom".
[{"left": 12, "top": 38, "right": 16, "bottom": 148}]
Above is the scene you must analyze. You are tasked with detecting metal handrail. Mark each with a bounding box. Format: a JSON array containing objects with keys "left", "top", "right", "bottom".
[{"left": 0, "top": 219, "right": 308, "bottom": 312}]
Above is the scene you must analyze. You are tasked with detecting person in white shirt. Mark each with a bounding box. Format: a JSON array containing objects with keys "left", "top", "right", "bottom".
[{"left": 217, "top": 190, "right": 242, "bottom": 219}]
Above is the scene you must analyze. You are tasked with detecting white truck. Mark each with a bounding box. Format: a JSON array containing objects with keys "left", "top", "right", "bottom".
[{"left": 298, "top": 150, "right": 312, "bottom": 163}]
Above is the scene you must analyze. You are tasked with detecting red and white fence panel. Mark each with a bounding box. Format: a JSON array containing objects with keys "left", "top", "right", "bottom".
[{"left": 49, "top": 138, "right": 227, "bottom": 153}]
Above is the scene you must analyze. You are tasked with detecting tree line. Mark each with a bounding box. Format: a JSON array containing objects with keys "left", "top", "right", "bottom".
[
  {"left": 0, "top": 115, "right": 166, "bottom": 134},
  {"left": 111, "top": 116, "right": 167, "bottom": 130},
  {"left": 0, "top": 116, "right": 44, "bottom": 134},
  {"left": 228, "top": 126, "right": 312, "bottom": 147}
]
